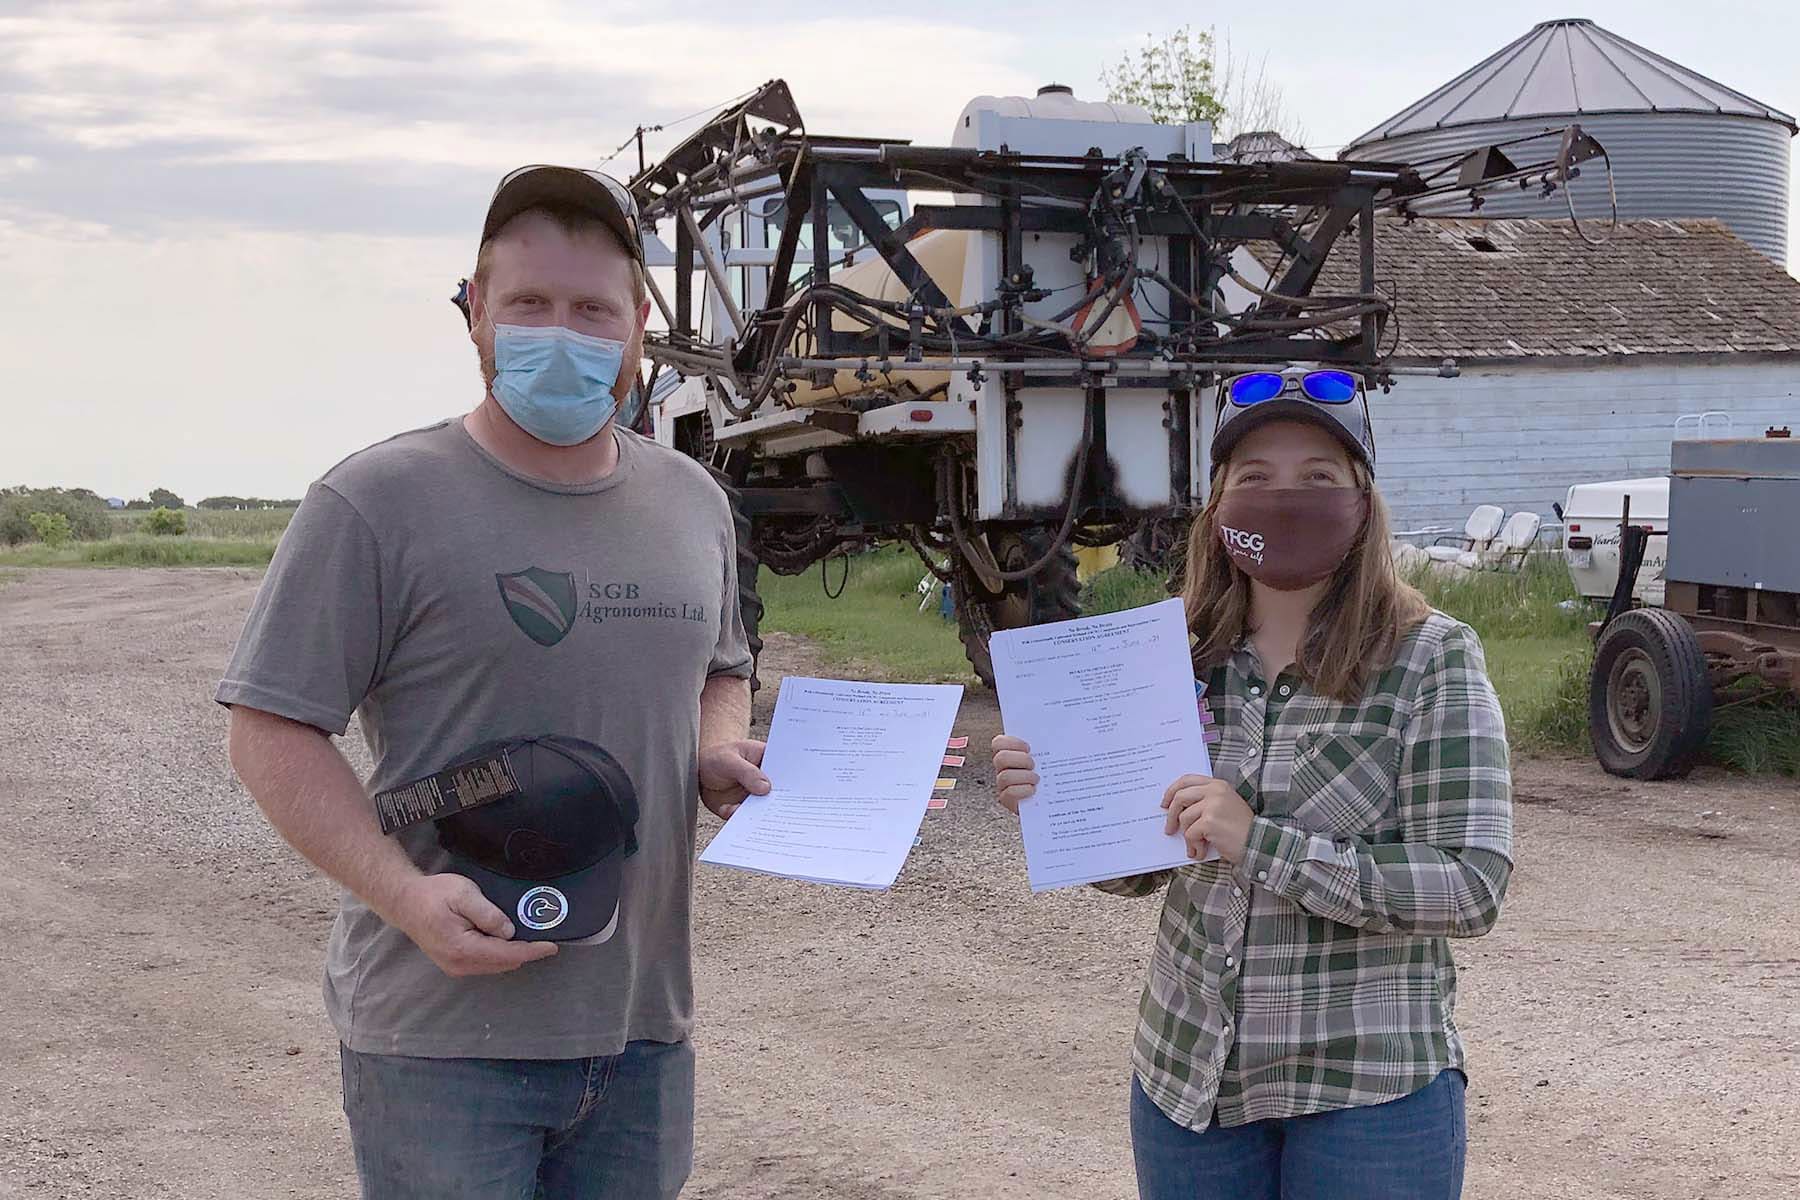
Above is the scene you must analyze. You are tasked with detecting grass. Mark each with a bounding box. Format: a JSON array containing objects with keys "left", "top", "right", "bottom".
[
  {"left": 1, "top": 507, "right": 295, "bottom": 568},
  {"left": 1709, "top": 695, "right": 1800, "bottom": 776},
  {"left": 108, "top": 507, "right": 296, "bottom": 539},
  {"left": 0, "top": 535, "right": 278, "bottom": 567},
  {"left": 756, "top": 546, "right": 969, "bottom": 682}
]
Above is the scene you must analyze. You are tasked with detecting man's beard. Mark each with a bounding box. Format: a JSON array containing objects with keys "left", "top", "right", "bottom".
[{"left": 477, "top": 338, "right": 497, "bottom": 391}]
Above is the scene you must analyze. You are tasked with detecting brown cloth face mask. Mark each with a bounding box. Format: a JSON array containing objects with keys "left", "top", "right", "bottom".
[{"left": 1212, "top": 488, "right": 1369, "bottom": 591}]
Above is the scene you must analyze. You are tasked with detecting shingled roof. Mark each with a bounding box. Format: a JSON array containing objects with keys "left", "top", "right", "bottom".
[{"left": 1252, "top": 216, "right": 1800, "bottom": 362}]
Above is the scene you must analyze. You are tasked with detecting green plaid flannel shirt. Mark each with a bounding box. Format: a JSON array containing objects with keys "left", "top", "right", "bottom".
[{"left": 1098, "top": 611, "right": 1513, "bottom": 1129}]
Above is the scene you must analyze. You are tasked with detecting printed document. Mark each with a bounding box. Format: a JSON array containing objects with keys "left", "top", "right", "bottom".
[
  {"left": 991, "top": 598, "right": 1214, "bottom": 891},
  {"left": 699, "top": 677, "right": 964, "bottom": 889}
]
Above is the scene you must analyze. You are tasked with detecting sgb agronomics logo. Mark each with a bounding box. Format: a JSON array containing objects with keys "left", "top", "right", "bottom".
[
  {"left": 517, "top": 886, "right": 569, "bottom": 931},
  {"left": 496, "top": 567, "right": 578, "bottom": 647}
]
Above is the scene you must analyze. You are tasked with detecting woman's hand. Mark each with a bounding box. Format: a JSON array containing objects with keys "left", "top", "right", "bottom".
[
  {"left": 1162, "top": 774, "right": 1255, "bottom": 862},
  {"left": 992, "top": 734, "right": 1039, "bottom": 817}
]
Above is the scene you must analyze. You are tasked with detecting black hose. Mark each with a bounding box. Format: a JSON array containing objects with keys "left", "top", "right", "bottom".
[
  {"left": 1603, "top": 517, "right": 1649, "bottom": 632},
  {"left": 821, "top": 551, "right": 849, "bottom": 599}
]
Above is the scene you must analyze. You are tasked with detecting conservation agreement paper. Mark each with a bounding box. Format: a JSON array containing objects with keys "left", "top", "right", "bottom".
[
  {"left": 699, "top": 677, "right": 964, "bottom": 889},
  {"left": 991, "top": 598, "right": 1214, "bottom": 891}
]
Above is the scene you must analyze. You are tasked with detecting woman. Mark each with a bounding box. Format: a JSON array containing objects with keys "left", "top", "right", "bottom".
[{"left": 992, "top": 369, "right": 1513, "bottom": 1200}]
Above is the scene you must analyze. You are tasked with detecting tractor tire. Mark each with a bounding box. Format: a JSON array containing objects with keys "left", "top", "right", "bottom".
[
  {"left": 707, "top": 466, "right": 765, "bottom": 692},
  {"left": 954, "top": 529, "right": 1082, "bottom": 688},
  {"left": 1589, "top": 608, "right": 1712, "bottom": 780}
]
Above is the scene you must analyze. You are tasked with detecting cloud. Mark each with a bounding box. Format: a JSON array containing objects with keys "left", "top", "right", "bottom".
[{"left": 1, "top": 1, "right": 1035, "bottom": 241}]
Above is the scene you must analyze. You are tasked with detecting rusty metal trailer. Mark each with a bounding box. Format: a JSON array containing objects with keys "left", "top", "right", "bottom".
[{"left": 1590, "top": 427, "right": 1800, "bottom": 778}]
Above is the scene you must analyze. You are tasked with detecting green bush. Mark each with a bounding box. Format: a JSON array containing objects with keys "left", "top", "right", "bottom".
[
  {"left": 145, "top": 506, "right": 187, "bottom": 536},
  {"left": 27, "top": 511, "right": 73, "bottom": 547},
  {"left": 0, "top": 487, "right": 112, "bottom": 545}
]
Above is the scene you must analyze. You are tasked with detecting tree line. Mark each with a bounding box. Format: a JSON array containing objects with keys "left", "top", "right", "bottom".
[{"left": 1, "top": 485, "right": 301, "bottom": 546}]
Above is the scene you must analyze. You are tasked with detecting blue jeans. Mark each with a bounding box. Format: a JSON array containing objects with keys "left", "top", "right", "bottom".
[
  {"left": 339, "top": 1040, "right": 694, "bottom": 1200},
  {"left": 1130, "top": 1070, "right": 1467, "bottom": 1200}
]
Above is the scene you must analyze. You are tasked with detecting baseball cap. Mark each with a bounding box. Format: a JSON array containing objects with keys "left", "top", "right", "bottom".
[
  {"left": 481, "top": 165, "right": 644, "bottom": 266},
  {"left": 431, "top": 735, "right": 640, "bottom": 943},
  {"left": 1211, "top": 368, "right": 1376, "bottom": 474}
]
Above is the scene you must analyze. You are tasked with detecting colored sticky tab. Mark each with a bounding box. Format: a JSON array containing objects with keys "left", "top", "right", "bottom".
[
  {"left": 1203, "top": 728, "right": 1222, "bottom": 745},
  {"left": 933, "top": 777, "right": 957, "bottom": 791},
  {"left": 942, "top": 754, "right": 965, "bottom": 767},
  {"left": 913, "top": 835, "right": 923, "bottom": 846},
  {"left": 927, "top": 798, "right": 948, "bottom": 810},
  {"left": 946, "top": 736, "right": 969, "bottom": 750},
  {"left": 1198, "top": 706, "right": 1215, "bottom": 726},
  {"left": 1194, "top": 679, "right": 1208, "bottom": 698}
]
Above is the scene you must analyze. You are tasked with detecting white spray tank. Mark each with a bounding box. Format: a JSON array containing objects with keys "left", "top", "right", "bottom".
[{"left": 951, "top": 86, "right": 1214, "bottom": 519}]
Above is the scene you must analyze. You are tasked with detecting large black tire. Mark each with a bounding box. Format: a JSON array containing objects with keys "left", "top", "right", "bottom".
[
  {"left": 954, "top": 529, "right": 1081, "bottom": 688},
  {"left": 1589, "top": 608, "right": 1713, "bottom": 780},
  {"left": 707, "top": 467, "right": 765, "bottom": 692}
]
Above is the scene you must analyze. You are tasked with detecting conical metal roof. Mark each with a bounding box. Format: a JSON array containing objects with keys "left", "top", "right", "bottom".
[{"left": 1350, "top": 18, "right": 1797, "bottom": 145}]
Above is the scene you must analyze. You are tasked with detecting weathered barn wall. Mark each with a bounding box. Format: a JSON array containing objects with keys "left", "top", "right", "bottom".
[{"left": 1373, "top": 357, "right": 1798, "bottom": 531}]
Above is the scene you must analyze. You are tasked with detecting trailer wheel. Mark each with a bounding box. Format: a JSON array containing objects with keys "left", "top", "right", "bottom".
[
  {"left": 954, "top": 529, "right": 1081, "bottom": 688},
  {"left": 707, "top": 466, "right": 765, "bottom": 692},
  {"left": 1588, "top": 608, "right": 1712, "bottom": 780}
]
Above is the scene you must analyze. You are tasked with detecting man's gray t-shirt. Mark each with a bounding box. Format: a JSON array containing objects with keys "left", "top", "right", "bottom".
[{"left": 217, "top": 419, "right": 752, "bottom": 1058}]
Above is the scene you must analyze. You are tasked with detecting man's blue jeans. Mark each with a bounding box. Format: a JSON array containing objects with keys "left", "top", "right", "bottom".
[
  {"left": 339, "top": 1040, "right": 694, "bottom": 1199},
  {"left": 1130, "top": 1069, "right": 1467, "bottom": 1200}
]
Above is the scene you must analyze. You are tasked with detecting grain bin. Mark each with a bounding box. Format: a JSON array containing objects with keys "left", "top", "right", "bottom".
[{"left": 1345, "top": 18, "right": 1796, "bottom": 262}]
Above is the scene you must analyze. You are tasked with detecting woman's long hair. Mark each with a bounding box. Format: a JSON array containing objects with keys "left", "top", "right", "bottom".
[{"left": 1179, "top": 456, "right": 1430, "bottom": 702}]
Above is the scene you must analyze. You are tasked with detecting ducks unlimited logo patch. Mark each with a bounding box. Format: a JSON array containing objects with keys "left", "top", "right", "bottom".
[{"left": 495, "top": 567, "right": 579, "bottom": 647}]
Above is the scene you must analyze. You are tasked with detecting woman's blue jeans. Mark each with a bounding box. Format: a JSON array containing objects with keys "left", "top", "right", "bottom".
[{"left": 1130, "top": 1069, "right": 1467, "bottom": 1200}]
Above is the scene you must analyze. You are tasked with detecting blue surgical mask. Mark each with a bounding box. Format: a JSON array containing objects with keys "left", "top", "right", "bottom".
[{"left": 490, "top": 322, "right": 627, "bottom": 446}]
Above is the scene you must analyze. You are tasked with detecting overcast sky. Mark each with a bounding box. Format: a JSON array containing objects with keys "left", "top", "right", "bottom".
[{"left": 4, "top": 0, "right": 1796, "bottom": 501}]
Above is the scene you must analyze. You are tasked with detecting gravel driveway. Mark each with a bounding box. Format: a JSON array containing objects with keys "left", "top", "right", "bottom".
[{"left": 2, "top": 568, "right": 1796, "bottom": 1198}]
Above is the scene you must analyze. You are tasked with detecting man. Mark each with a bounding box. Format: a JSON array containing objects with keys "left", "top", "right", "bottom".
[{"left": 218, "top": 165, "right": 770, "bottom": 1198}]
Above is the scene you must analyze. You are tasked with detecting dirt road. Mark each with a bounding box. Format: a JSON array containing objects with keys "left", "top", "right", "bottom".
[{"left": 2, "top": 568, "right": 1796, "bottom": 1198}]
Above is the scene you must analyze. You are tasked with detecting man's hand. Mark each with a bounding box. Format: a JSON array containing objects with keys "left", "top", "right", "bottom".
[
  {"left": 1162, "top": 774, "right": 1255, "bottom": 862},
  {"left": 699, "top": 738, "right": 770, "bottom": 820},
  {"left": 393, "top": 873, "right": 559, "bottom": 978}
]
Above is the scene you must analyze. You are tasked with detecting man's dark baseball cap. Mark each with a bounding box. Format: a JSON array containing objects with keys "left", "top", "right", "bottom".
[
  {"left": 435, "top": 735, "right": 640, "bottom": 943},
  {"left": 1212, "top": 368, "right": 1376, "bottom": 474},
  {"left": 481, "top": 165, "right": 644, "bottom": 266}
]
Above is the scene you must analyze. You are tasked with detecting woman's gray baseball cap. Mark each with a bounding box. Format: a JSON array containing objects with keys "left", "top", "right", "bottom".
[{"left": 1212, "top": 368, "right": 1376, "bottom": 473}]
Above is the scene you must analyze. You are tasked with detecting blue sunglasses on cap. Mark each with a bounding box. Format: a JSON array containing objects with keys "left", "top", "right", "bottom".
[{"left": 1225, "top": 369, "right": 1359, "bottom": 406}]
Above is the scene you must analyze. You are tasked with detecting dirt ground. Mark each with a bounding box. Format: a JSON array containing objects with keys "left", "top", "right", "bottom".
[{"left": 2, "top": 567, "right": 1796, "bottom": 1199}]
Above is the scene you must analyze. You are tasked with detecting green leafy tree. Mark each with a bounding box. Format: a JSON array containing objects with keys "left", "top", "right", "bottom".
[
  {"left": 1100, "top": 26, "right": 1226, "bottom": 127},
  {"left": 145, "top": 506, "right": 187, "bottom": 536},
  {"left": 1101, "top": 27, "right": 1304, "bottom": 144},
  {"left": 0, "top": 487, "right": 112, "bottom": 544},
  {"left": 27, "top": 511, "right": 73, "bottom": 547},
  {"left": 148, "top": 487, "right": 185, "bottom": 510}
]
